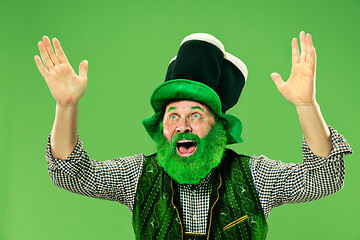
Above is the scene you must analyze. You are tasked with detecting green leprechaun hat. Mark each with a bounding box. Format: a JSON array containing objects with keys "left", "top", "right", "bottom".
[{"left": 142, "top": 33, "right": 248, "bottom": 144}]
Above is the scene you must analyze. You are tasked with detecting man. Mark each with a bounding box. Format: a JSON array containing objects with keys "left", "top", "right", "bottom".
[{"left": 35, "top": 32, "right": 352, "bottom": 239}]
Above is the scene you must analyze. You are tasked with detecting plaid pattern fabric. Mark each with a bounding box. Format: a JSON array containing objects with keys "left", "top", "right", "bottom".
[
  {"left": 46, "top": 138, "right": 144, "bottom": 212},
  {"left": 46, "top": 126, "right": 352, "bottom": 233},
  {"left": 250, "top": 126, "right": 352, "bottom": 219},
  {"left": 179, "top": 170, "right": 214, "bottom": 234}
]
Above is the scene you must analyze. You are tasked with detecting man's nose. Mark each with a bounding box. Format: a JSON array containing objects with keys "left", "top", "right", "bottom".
[{"left": 176, "top": 118, "right": 192, "bottom": 133}]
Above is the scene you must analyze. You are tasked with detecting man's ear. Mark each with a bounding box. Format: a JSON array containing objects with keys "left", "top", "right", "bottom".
[
  {"left": 158, "top": 111, "right": 164, "bottom": 132},
  {"left": 158, "top": 121, "right": 163, "bottom": 131}
]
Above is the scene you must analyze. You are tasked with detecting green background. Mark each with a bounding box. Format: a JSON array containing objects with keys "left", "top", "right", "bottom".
[{"left": 0, "top": 0, "right": 359, "bottom": 239}]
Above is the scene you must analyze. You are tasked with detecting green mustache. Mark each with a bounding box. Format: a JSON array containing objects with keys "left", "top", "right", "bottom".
[
  {"left": 171, "top": 132, "right": 200, "bottom": 152},
  {"left": 171, "top": 132, "right": 200, "bottom": 143}
]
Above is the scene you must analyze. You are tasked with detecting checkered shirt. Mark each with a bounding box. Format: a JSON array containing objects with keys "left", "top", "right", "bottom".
[
  {"left": 179, "top": 170, "right": 215, "bottom": 234},
  {"left": 46, "top": 126, "right": 352, "bottom": 234}
]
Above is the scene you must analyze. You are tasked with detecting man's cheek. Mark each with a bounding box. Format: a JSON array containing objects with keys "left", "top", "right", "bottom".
[{"left": 162, "top": 129, "right": 172, "bottom": 141}]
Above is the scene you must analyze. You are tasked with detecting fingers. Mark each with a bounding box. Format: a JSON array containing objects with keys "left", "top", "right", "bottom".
[
  {"left": 306, "top": 34, "right": 316, "bottom": 70},
  {"left": 300, "top": 31, "right": 306, "bottom": 62},
  {"left": 42, "top": 36, "right": 59, "bottom": 65},
  {"left": 295, "top": 31, "right": 316, "bottom": 66},
  {"left": 79, "top": 60, "right": 88, "bottom": 78},
  {"left": 37, "top": 36, "right": 68, "bottom": 71},
  {"left": 52, "top": 38, "right": 68, "bottom": 63},
  {"left": 271, "top": 72, "right": 284, "bottom": 89},
  {"left": 291, "top": 38, "right": 300, "bottom": 65},
  {"left": 305, "top": 33, "right": 313, "bottom": 52},
  {"left": 38, "top": 40, "right": 54, "bottom": 70},
  {"left": 34, "top": 55, "right": 48, "bottom": 77}
]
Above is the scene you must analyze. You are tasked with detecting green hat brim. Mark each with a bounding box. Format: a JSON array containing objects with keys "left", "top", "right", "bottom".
[{"left": 142, "top": 79, "right": 243, "bottom": 144}]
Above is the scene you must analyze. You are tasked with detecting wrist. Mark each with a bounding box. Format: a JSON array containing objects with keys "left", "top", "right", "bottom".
[
  {"left": 294, "top": 100, "right": 318, "bottom": 109},
  {"left": 56, "top": 101, "right": 79, "bottom": 109},
  {"left": 55, "top": 102, "right": 79, "bottom": 116}
]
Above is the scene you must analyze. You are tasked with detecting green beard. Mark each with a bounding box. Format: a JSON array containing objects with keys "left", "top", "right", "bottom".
[{"left": 154, "top": 121, "right": 227, "bottom": 185}]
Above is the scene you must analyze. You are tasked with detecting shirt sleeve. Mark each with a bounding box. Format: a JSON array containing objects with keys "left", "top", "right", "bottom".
[
  {"left": 46, "top": 134, "right": 145, "bottom": 212},
  {"left": 249, "top": 126, "right": 353, "bottom": 219}
]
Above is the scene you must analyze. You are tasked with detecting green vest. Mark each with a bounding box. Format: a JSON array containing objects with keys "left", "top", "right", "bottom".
[{"left": 132, "top": 149, "right": 268, "bottom": 239}]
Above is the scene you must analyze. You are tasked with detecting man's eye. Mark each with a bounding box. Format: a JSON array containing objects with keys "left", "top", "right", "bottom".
[
  {"left": 170, "top": 115, "right": 178, "bottom": 120},
  {"left": 192, "top": 113, "right": 201, "bottom": 119}
]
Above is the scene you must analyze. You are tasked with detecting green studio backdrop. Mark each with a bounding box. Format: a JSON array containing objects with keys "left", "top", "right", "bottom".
[{"left": 0, "top": 0, "right": 359, "bottom": 239}]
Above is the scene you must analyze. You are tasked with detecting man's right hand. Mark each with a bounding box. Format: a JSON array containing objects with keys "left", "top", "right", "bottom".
[{"left": 34, "top": 36, "right": 88, "bottom": 107}]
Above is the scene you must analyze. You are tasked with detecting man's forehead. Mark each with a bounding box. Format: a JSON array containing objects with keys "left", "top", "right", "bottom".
[{"left": 165, "top": 100, "right": 208, "bottom": 112}]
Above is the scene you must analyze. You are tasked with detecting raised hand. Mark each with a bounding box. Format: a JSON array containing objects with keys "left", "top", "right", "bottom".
[
  {"left": 271, "top": 31, "right": 317, "bottom": 106},
  {"left": 34, "top": 36, "right": 88, "bottom": 107}
]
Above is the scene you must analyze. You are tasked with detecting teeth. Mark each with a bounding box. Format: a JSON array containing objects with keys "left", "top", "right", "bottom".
[{"left": 177, "top": 140, "right": 195, "bottom": 144}]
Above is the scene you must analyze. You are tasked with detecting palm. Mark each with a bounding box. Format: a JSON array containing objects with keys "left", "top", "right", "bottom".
[
  {"left": 35, "top": 36, "right": 88, "bottom": 107},
  {"left": 271, "top": 32, "right": 316, "bottom": 106},
  {"left": 45, "top": 62, "right": 87, "bottom": 105}
]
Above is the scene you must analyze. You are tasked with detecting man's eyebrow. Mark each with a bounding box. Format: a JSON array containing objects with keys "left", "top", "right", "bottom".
[
  {"left": 190, "top": 106, "right": 204, "bottom": 112},
  {"left": 167, "top": 107, "right": 177, "bottom": 113}
]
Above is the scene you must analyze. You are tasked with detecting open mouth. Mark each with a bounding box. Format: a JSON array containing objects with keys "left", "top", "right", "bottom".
[{"left": 176, "top": 140, "right": 197, "bottom": 157}]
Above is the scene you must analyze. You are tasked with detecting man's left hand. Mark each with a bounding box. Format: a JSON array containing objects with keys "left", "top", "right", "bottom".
[{"left": 271, "top": 31, "right": 317, "bottom": 106}]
